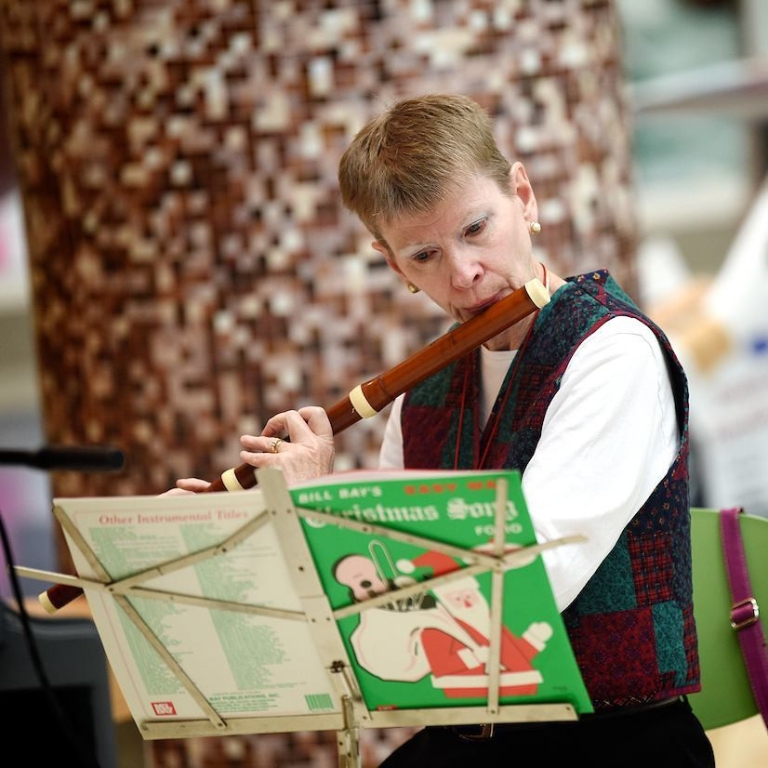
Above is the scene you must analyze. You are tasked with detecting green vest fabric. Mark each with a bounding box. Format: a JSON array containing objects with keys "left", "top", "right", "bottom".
[{"left": 401, "top": 271, "right": 700, "bottom": 708}]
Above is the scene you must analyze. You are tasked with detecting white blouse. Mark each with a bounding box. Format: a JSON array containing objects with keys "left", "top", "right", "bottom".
[{"left": 377, "top": 316, "right": 680, "bottom": 611}]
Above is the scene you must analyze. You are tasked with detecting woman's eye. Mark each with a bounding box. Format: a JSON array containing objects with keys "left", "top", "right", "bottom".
[
  {"left": 465, "top": 219, "right": 485, "bottom": 237},
  {"left": 413, "top": 249, "right": 433, "bottom": 263}
]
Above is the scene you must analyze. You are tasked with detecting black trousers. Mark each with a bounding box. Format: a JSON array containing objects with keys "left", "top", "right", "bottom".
[{"left": 378, "top": 697, "right": 715, "bottom": 768}]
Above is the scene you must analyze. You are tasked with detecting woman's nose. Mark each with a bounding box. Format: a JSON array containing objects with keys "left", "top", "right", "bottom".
[{"left": 448, "top": 249, "right": 482, "bottom": 289}]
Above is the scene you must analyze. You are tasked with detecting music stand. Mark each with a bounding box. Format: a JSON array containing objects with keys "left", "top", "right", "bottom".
[{"left": 16, "top": 468, "right": 590, "bottom": 767}]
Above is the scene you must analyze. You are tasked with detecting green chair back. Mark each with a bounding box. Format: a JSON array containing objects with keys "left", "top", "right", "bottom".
[{"left": 689, "top": 507, "right": 768, "bottom": 730}]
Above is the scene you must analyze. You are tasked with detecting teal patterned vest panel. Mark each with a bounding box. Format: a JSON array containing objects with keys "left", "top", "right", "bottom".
[{"left": 401, "top": 270, "right": 700, "bottom": 708}]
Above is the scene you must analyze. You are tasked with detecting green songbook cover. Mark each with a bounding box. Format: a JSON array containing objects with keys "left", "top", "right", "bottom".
[{"left": 291, "top": 469, "right": 593, "bottom": 715}]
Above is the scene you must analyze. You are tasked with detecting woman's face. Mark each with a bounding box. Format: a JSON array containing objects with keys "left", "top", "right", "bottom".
[{"left": 373, "top": 162, "right": 539, "bottom": 351}]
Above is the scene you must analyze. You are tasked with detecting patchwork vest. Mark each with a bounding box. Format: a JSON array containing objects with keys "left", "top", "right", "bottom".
[{"left": 401, "top": 270, "right": 700, "bottom": 708}]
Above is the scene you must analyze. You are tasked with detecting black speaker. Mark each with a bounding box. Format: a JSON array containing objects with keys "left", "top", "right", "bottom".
[{"left": 0, "top": 601, "right": 118, "bottom": 768}]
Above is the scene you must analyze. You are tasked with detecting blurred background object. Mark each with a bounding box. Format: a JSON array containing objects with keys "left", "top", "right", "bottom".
[
  {"left": 0, "top": 0, "right": 640, "bottom": 600},
  {"left": 623, "top": 0, "right": 768, "bottom": 519}
]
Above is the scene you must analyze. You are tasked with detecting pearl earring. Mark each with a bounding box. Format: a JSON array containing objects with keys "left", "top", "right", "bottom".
[
  {"left": 407, "top": 283, "right": 420, "bottom": 294},
  {"left": 529, "top": 221, "right": 541, "bottom": 235}
]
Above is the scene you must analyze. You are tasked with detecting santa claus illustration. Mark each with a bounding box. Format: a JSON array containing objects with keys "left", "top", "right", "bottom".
[{"left": 333, "top": 545, "right": 552, "bottom": 698}]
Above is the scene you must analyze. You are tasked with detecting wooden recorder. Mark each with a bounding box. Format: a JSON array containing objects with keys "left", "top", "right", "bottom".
[{"left": 40, "top": 277, "right": 549, "bottom": 612}]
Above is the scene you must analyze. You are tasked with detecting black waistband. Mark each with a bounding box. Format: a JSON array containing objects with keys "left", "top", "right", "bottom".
[{"left": 448, "top": 696, "right": 685, "bottom": 741}]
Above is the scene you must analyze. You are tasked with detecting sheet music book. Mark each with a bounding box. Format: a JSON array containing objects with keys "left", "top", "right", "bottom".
[
  {"left": 50, "top": 467, "right": 592, "bottom": 742},
  {"left": 292, "top": 469, "right": 592, "bottom": 715},
  {"left": 53, "top": 488, "right": 343, "bottom": 730}
]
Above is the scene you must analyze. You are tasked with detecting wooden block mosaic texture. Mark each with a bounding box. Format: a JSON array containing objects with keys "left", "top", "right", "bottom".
[{"left": 0, "top": 0, "right": 636, "bottom": 764}]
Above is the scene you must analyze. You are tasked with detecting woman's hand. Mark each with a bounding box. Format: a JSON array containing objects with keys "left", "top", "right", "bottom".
[
  {"left": 161, "top": 477, "right": 212, "bottom": 496},
  {"left": 238, "top": 406, "right": 335, "bottom": 486},
  {"left": 159, "top": 406, "right": 334, "bottom": 496}
]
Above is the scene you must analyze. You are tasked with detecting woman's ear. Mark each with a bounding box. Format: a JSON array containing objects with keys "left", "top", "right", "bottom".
[
  {"left": 509, "top": 161, "right": 538, "bottom": 223},
  {"left": 373, "top": 240, "right": 406, "bottom": 280}
]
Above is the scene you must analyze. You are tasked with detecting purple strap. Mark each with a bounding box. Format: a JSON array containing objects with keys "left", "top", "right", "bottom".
[{"left": 719, "top": 506, "right": 768, "bottom": 728}]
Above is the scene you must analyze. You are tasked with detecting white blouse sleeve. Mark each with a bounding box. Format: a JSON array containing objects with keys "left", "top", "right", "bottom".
[
  {"left": 378, "top": 317, "right": 680, "bottom": 613},
  {"left": 524, "top": 317, "right": 679, "bottom": 610}
]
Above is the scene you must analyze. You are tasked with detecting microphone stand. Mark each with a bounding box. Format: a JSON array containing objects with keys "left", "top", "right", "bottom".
[
  {"left": 0, "top": 445, "right": 125, "bottom": 611},
  {"left": 0, "top": 446, "right": 125, "bottom": 472}
]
